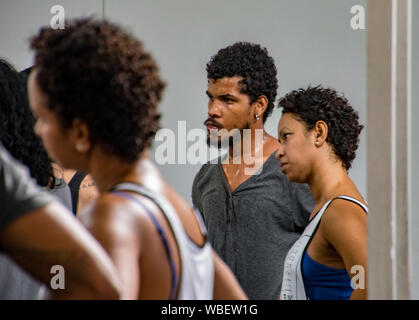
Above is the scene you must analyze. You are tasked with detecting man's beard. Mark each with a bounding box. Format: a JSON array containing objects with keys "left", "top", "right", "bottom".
[{"left": 206, "top": 123, "right": 250, "bottom": 149}]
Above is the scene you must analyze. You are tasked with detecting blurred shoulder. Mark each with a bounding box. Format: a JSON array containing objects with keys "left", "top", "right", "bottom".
[{"left": 79, "top": 192, "right": 146, "bottom": 233}]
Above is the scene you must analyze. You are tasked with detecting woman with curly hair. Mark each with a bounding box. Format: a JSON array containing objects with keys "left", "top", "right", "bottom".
[
  {"left": 21, "top": 67, "right": 98, "bottom": 217},
  {"left": 0, "top": 62, "right": 55, "bottom": 189},
  {"left": 0, "top": 59, "right": 73, "bottom": 299},
  {"left": 276, "top": 86, "right": 367, "bottom": 300},
  {"left": 28, "top": 18, "right": 246, "bottom": 299}
]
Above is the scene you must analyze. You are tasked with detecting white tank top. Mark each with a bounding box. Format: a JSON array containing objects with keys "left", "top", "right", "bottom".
[
  {"left": 280, "top": 195, "right": 368, "bottom": 300},
  {"left": 112, "top": 182, "right": 214, "bottom": 300}
]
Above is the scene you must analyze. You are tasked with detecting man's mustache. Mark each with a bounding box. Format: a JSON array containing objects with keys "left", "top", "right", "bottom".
[{"left": 204, "top": 118, "right": 222, "bottom": 129}]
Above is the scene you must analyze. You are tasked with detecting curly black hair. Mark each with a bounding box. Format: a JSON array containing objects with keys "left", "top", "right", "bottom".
[
  {"left": 278, "top": 86, "right": 363, "bottom": 170},
  {"left": 206, "top": 42, "right": 278, "bottom": 123},
  {"left": 30, "top": 18, "right": 165, "bottom": 162},
  {"left": 0, "top": 59, "right": 55, "bottom": 187}
]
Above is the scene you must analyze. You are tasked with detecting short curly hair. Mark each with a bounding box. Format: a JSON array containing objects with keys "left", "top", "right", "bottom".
[
  {"left": 30, "top": 18, "right": 165, "bottom": 162},
  {"left": 0, "top": 59, "right": 55, "bottom": 187},
  {"left": 206, "top": 42, "right": 278, "bottom": 123},
  {"left": 278, "top": 86, "right": 363, "bottom": 170}
]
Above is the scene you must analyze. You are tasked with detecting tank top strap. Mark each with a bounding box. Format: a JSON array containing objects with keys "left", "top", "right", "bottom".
[
  {"left": 111, "top": 182, "right": 186, "bottom": 234},
  {"left": 192, "top": 208, "right": 208, "bottom": 237},
  {"left": 280, "top": 198, "right": 334, "bottom": 300},
  {"left": 305, "top": 198, "right": 334, "bottom": 233},
  {"left": 110, "top": 182, "right": 187, "bottom": 300},
  {"left": 68, "top": 171, "right": 87, "bottom": 214},
  {"left": 334, "top": 195, "right": 368, "bottom": 214}
]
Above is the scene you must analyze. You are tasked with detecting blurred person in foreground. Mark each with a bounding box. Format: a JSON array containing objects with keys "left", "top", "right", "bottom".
[{"left": 28, "top": 18, "right": 247, "bottom": 299}]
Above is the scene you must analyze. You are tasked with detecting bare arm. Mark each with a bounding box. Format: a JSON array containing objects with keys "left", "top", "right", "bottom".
[
  {"left": 322, "top": 200, "right": 367, "bottom": 300},
  {"left": 212, "top": 249, "right": 247, "bottom": 300},
  {"left": 80, "top": 194, "right": 141, "bottom": 299},
  {"left": 0, "top": 202, "right": 121, "bottom": 299}
]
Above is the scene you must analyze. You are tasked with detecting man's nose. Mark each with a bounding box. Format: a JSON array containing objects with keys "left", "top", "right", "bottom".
[{"left": 208, "top": 100, "right": 221, "bottom": 118}]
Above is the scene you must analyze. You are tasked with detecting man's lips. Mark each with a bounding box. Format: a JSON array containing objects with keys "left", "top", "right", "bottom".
[
  {"left": 205, "top": 120, "right": 222, "bottom": 130},
  {"left": 280, "top": 162, "right": 288, "bottom": 169}
]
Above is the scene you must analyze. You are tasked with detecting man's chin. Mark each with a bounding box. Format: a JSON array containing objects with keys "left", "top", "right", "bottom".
[
  {"left": 206, "top": 135, "right": 228, "bottom": 149},
  {"left": 206, "top": 135, "right": 219, "bottom": 148}
]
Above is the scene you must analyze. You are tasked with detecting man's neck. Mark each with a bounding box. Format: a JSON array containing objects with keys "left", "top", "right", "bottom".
[{"left": 227, "top": 128, "right": 274, "bottom": 162}]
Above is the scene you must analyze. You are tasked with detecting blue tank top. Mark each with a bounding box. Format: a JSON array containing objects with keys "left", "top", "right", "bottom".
[
  {"left": 302, "top": 251, "right": 353, "bottom": 300},
  {"left": 301, "top": 197, "right": 367, "bottom": 300}
]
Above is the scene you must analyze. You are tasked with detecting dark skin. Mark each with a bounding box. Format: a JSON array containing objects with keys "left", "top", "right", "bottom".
[
  {"left": 79, "top": 154, "right": 247, "bottom": 299},
  {"left": 28, "top": 69, "right": 247, "bottom": 300},
  {"left": 276, "top": 113, "right": 367, "bottom": 300},
  {"left": 206, "top": 77, "right": 279, "bottom": 192},
  {"left": 0, "top": 201, "right": 121, "bottom": 299}
]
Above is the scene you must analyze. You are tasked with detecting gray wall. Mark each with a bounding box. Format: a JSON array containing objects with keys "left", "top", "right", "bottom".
[
  {"left": 105, "top": 0, "right": 367, "bottom": 204},
  {"left": 0, "top": 0, "right": 103, "bottom": 70},
  {"left": 411, "top": 0, "right": 419, "bottom": 300},
  {"left": 0, "top": 0, "right": 367, "bottom": 203}
]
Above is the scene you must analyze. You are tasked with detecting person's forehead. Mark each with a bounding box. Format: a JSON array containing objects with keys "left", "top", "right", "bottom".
[
  {"left": 28, "top": 69, "right": 49, "bottom": 111},
  {"left": 208, "top": 76, "right": 243, "bottom": 91},
  {"left": 278, "top": 113, "right": 300, "bottom": 129},
  {"left": 28, "top": 68, "right": 39, "bottom": 92}
]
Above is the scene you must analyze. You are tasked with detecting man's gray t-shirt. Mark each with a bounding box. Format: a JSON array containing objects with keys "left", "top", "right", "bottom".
[{"left": 192, "top": 152, "right": 315, "bottom": 299}]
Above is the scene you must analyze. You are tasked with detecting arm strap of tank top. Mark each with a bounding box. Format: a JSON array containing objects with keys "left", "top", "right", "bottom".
[
  {"left": 333, "top": 196, "right": 368, "bottom": 214},
  {"left": 111, "top": 190, "right": 179, "bottom": 300},
  {"left": 68, "top": 171, "right": 87, "bottom": 214}
]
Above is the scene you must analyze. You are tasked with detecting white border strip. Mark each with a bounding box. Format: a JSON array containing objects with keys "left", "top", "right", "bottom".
[
  {"left": 407, "top": 0, "right": 412, "bottom": 298},
  {"left": 391, "top": 0, "right": 398, "bottom": 300}
]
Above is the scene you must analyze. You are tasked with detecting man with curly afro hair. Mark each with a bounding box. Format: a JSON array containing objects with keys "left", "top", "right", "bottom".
[
  {"left": 192, "top": 42, "right": 315, "bottom": 299},
  {"left": 28, "top": 18, "right": 247, "bottom": 300},
  {"left": 276, "top": 86, "right": 367, "bottom": 300}
]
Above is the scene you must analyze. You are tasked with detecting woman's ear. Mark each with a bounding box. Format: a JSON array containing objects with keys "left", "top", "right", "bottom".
[
  {"left": 70, "top": 119, "right": 91, "bottom": 153},
  {"left": 313, "top": 120, "right": 328, "bottom": 147}
]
